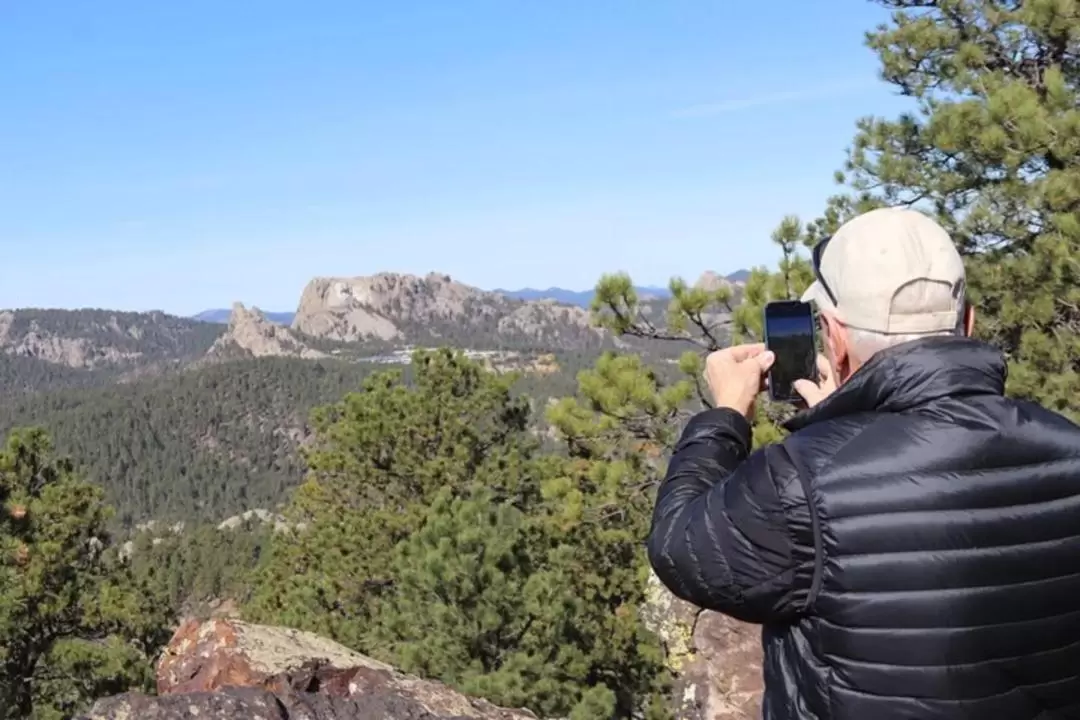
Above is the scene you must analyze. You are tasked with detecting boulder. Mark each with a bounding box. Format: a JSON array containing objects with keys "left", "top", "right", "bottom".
[
  {"left": 81, "top": 687, "right": 289, "bottom": 720},
  {"left": 642, "top": 571, "right": 763, "bottom": 719},
  {"left": 80, "top": 618, "right": 537, "bottom": 720}
]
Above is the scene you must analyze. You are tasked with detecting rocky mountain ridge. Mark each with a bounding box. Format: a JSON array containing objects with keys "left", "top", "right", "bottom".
[
  {"left": 196, "top": 308, "right": 296, "bottom": 325},
  {"left": 194, "top": 269, "right": 751, "bottom": 320},
  {"left": 0, "top": 308, "right": 222, "bottom": 371},
  {"left": 0, "top": 268, "right": 743, "bottom": 386},
  {"left": 0, "top": 273, "right": 610, "bottom": 376},
  {"left": 290, "top": 272, "right": 604, "bottom": 350}
]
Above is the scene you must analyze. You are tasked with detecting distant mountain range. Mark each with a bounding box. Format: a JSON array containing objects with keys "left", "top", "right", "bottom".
[
  {"left": 0, "top": 269, "right": 748, "bottom": 382},
  {"left": 192, "top": 270, "right": 751, "bottom": 324},
  {"left": 491, "top": 285, "right": 670, "bottom": 307},
  {"left": 193, "top": 309, "right": 295, "bottom": 325}
]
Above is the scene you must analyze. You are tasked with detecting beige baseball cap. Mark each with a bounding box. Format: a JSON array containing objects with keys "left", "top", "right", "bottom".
[{"left": 801, "top": 207, "right": 966, "bottom": 334}]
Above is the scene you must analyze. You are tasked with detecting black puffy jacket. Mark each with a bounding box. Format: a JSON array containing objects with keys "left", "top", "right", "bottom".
[{"left": 647, "top": 337, "right": 1080, "bottom": 719}]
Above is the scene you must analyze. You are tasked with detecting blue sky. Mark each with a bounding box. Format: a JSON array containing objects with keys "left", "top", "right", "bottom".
[{"left": 0, "top": 1, "right": 908, "bottom": 315}]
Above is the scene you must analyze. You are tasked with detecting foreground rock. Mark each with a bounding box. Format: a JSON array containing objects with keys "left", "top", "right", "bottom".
[
  {"left": 80, "top": 618, "right": 536, "bottom": 720},
  {"left": 642, "top": 572, "right": 763, "bottom": 719}
]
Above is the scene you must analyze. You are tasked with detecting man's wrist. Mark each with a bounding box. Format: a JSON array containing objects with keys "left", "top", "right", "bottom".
[
  {"left": 688, "top": 406, "right": 753, "bottom": 454},
  {"left": 713, "top": 396, "right": 752, "bottom": 419}
]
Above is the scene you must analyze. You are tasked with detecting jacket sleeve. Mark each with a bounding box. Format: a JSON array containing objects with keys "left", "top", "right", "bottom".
[{"left": 646, "top": 407, "right": 811, "bottom": 624}]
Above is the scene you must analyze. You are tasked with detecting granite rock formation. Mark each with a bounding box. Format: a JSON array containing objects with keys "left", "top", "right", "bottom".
[
  {"left": 79, "top": 618, "right": 538, "bottom": 720},
  {"left": 291, "top": 273, "right": 600, "bottom": 349},
  {"left": 208, "top": 303, "right": 327, "bottom": 359},
  {"left": 642, "top": 571, "right": 763, "bottom": 719}
]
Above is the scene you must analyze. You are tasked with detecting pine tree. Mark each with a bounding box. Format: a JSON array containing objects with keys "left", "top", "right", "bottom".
[
  {"left": 588, "top": 215, "right": 816, "bottom": 446},
  {"left": 824, "top": 0, "right": 1080, "bottom": 417},
  {"left": 594, "top": 0, "right": 1080, "bottom": 424},
  {"left": 245, "top": 349, "right": 670, "bottom": 718},
  {"left": 245, "top": 349, "right": 535, "bottom": 647},
  {"left": 0, "top": 427, "right": 170, "bottom": 719}
]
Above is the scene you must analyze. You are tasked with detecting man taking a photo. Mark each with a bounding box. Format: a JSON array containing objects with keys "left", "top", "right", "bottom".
[{"left": 648, "top": 207, "right": 1080, "bottom": 720}]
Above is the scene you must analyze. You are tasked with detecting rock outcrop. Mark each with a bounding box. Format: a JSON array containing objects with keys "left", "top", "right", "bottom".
[
  {"left": 8, "top": 331, "right": 141, "bottom": 368},
  {"left": 0, "top": 308, "right": 221, "bottom": 370},
  {"left": 694, "top": 271, "right": 731, "bottom": 293},
  {"left": 0, "top": 310, "right": 13, "bottom": 343},
  {"left": 208, "top": 303, "right": 328, "bottom": 359},
  {"left": 0, "top": 308, "right": 144, "bottom": 368},
  {"left": 80, "top": 618, "right": 537, "bottom": 720},
  {"left": 216, "top": 507, "right": 298, "bottom": 533},
  {"left": 291, "top": 273, "right": 601, "bottom": 349},
  {"left": 642, "top": 572, "right": 763, "bottom": 720},
  {"left": 495, "top": 299, "right": 597, "bottom": 340},
  {"left": 293, "top": 275, "right": 407, "bottom": 342}
]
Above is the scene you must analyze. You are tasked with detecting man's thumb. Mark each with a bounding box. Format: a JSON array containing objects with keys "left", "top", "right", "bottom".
[
  {"left": 756, "top": 351, "right": 776, "bottom": 371},
  {"left": 793, "top": 379, "right": 821, "bottom": 403}
]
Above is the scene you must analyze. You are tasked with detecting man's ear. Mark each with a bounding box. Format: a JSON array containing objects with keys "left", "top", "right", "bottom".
[
  {"left": 820, "top": 312, "right": 840, "bottom": 357},
  {"left": 820, "top": 311, "right": 849, "bottom": 379},
  {"left": 963, "top": 302, "right": 976, "bottom": 337}
]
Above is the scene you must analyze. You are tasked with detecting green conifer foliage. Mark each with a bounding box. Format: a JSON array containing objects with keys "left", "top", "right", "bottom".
[
  {"left": 246, "top": 349, "right": 670, "bottom": 718},
  {"left": 831, "top": 0, "right": 1080, "bottom": 417},
  {"left": 0, "top": 428, "right": 169, "bottom": 719},
  {"left": 587, "top": 216, "right": 816, "bottom": 446}
]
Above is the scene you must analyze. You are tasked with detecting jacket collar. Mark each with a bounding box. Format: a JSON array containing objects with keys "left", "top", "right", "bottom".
[{"left": 784, "top": 336, "right": 1007, "bottom": 432}]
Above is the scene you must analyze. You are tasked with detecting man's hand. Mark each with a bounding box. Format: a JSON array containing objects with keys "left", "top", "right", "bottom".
[
  {"left": 704, "top": 343, "right": 775, "bottom": 418},
  {"left": 793, "top": 354, "right": 837, "bottom": 408}
]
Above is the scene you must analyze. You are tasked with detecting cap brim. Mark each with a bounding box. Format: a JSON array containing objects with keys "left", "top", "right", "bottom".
[
  {"left": 800, "top": 281, "right": 826, "bottom": 306},
  {"left": 800, "top": 282, "right": 839, "bottom": 318}
]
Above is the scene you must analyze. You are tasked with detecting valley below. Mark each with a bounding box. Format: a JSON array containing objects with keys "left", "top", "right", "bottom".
[{"left": 0, "top": 270, "right": 744, "bottom": 527}]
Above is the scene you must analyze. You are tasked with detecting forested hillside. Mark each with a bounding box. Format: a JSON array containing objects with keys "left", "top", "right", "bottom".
[
  {"left": 0, "top": 300, "right": 633, "bottom": 529},
  {"left": 0, "top": 309, "right": 225, "bottom": 397},
  {"left": 0, "top": 351, "right": 606, "bottom": 526},
  {"left": 0, "top": 354, "right": 105, "bottom": 397},
  {"left": 0, "top": 357, "right": 377, "bottom": 524},
  {"left": 0, "top": 308, "right": 223, "bottom": 370}
]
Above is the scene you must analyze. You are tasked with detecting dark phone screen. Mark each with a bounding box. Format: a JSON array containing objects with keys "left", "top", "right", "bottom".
[{"left": 764, "top": 302, "right": 817, "bottom": 401}]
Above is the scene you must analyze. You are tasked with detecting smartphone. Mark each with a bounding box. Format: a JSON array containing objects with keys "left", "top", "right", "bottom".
[{"left": 763, "top": 300, "right": 818, "bottom": 403}]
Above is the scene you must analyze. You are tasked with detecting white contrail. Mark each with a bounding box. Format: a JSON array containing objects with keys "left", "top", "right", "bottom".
[{"left": 672, "top": 79, "right": 874, "bottom": 118}]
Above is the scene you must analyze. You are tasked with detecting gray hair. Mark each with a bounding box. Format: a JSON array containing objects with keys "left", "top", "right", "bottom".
[{"left": 844, "top": 279, "right": 965, "bottom": 364}]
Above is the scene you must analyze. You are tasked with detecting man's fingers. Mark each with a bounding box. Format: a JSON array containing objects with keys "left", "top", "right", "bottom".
[
  {"left": 725, "top": 343, "right": 767, "bottom": 362},
  {"left": 756, "top": 350, "right": 776, "bottom": 372},
  {"left": 707, "top": 343, "right": 767, "bottom": 366},
  {"left": 793, "top": 379, "right": 823, "bottom": 404}
]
